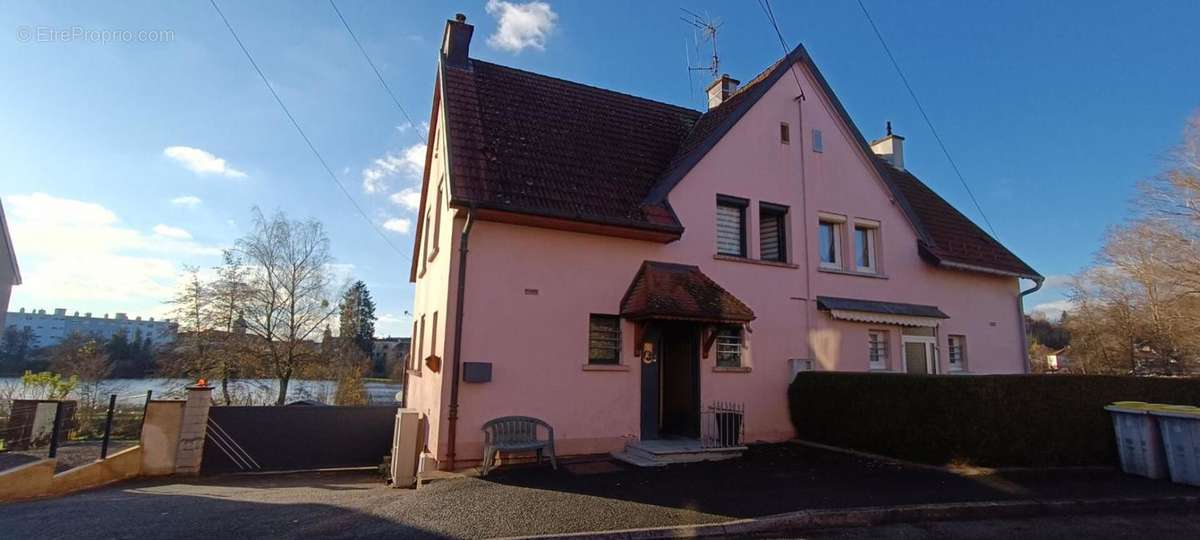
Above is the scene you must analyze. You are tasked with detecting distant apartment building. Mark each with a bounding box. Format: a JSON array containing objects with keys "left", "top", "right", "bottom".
[
  {"left": 372, "top": 336, "right": 411, "bottom": 375},
  {"left": 5, "top": 308, "right": 178, "bottom": 349}
]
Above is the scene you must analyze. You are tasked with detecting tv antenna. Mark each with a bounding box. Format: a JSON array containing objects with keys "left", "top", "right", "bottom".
[{"left": 680, "top": 8, "right": 721, "bottom": 80}]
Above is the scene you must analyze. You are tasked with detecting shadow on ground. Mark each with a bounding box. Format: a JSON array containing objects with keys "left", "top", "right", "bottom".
[{"left": 480, "top": 443, "right": 1198, "bottom": 519}]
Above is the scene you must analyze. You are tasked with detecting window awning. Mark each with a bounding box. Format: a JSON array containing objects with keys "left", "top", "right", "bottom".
[
  {"left": 620, "top": 261, "right": 755, "bottom": 324},
  {"left": 817, "top": 296, "right": 948, "bottom": 328}
]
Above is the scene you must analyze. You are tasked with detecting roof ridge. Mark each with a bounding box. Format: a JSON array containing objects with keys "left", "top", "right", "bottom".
[{"left": 467, "top": 58, "right": 703, "bottom": 116}]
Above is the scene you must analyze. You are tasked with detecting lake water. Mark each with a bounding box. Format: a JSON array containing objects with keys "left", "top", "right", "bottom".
[{"left": 0, "top": 377, "right": 402, "bottom": 405}]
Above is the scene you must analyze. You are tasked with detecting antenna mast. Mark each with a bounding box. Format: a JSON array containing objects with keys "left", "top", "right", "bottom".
[{"left": 680, "top": 8, "right": 721, "bottom": 79}]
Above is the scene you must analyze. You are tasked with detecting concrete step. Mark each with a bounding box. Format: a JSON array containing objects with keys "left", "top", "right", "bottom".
[
  {"left": 610, "top": 450, "right": 668, "bottom": 468},
  {"left": 616, "top": 440, "right": 746, "bottom": 467}
]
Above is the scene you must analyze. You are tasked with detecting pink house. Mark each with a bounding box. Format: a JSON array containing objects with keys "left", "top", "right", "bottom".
[{"left": 405, "top": 15, "right": 1041, "bottom": 470}]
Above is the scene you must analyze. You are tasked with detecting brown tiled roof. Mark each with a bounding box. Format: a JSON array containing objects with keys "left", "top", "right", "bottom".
[
  {"left": 878, "top": 160, "right": 1039, "bottom": 278},
  {"left": 438, "top": 47, "right": 1038, "bottom": 280},
  {"left": 620, "top": 261, "right": 755, "bottom": 323},
  {"left": 440, "top": 59, "right": 699, "bottom": 233}
]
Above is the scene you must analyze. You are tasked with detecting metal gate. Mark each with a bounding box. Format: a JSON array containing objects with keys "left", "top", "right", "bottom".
[{"left": 201, "top": 405, "right": 398, "bottom": 474}]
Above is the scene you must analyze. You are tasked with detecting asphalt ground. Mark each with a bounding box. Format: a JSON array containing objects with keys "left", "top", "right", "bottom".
[{"left": 0, "top": 443, "right": 1195, "bottom": 539}]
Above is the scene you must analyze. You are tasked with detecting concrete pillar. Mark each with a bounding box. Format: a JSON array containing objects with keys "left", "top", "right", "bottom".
[{"left": 173, "top": 383, "right": 213, "bottom": 475}]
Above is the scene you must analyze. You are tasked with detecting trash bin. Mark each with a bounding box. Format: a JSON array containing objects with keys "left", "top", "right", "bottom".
[
  {"left": 1150, "top": 406, "right": 1200, "bottom": 487},
  {"left": 1104, "top": 402, "right": 1169, "bottom": 479}
]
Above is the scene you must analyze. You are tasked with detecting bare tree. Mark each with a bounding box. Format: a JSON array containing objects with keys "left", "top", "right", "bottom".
[
  {"left": 237, "top": 208, "right": 339, "bottom": 405},
  {"left": 207, "top": 250, "right": 252, "bottom": 405},
  {"left": 163, "top": 266, "right": 219, "bottom": 381},
  {"left": 1067, "top": 112, "right": 1200, "bottom": 375}
]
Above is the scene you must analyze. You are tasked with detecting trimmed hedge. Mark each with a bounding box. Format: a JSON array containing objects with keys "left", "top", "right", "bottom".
[{"left": 788, "top": 372, "right": 1200, "bottom": 467}]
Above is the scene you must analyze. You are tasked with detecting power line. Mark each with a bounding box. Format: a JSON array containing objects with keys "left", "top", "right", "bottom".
[
  {"left": 756, "top": 0, "right": 805, "bottom": 100},
  {"left": 207, "top": 0, "right": 407, "bottom": 259},
  {"left": 328, "top": 0, "right": 426, "bottom": 145},
  {"left": 854, "top": 0, "right": 999, "bottom": 239}
]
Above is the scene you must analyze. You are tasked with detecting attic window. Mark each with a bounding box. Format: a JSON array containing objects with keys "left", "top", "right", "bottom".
[
  {"left": 780, "top": 123, "right": 790, "bottom": 144},
  {"left": 812, "top": 129, "right": 824, "bottom": 153}
]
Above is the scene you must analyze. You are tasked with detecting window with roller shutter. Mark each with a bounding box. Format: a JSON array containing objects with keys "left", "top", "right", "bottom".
[
  {"left": 716, "top": 195, "right": 748, "bottom": 257},
  {"left": 759, "top": 202, "right": 788, "bottom": 262}
]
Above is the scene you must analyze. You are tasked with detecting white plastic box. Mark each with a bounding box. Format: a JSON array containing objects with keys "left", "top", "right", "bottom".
[
  {"left": 1151, "top": 407, "right": 1200, "bottom": 487},
  {"left": 1104, "top": 402, "right": 1168, "bottom": 479}
]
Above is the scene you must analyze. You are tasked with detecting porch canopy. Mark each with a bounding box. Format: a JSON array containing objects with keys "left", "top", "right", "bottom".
[
  {"left": 816, "top": 296, "right": 949, "bottom": 327},
  {"left": 620, "top": 261, "right": 755, "bottom": 323}
]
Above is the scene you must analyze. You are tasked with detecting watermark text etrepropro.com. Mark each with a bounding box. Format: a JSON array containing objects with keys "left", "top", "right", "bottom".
[{"left": 16, "top": 25, "right": 175, "bottom": 43}]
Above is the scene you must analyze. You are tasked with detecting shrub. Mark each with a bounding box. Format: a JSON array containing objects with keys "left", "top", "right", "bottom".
[{"left": 788, "top": 372, "right": 1200, "bottom": 467}]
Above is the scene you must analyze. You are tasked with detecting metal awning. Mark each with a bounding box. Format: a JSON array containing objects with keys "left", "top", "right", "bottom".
[{"left": 817, "top": 296, "right": 949, "bottom": 328}]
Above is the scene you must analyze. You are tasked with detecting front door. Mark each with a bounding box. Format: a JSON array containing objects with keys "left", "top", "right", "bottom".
[
  {"left": 640, "top": 322, "right": 700, "bottom": 439},
  {"left": 903, "top": 338, "right": 936, "bottom": 374}
]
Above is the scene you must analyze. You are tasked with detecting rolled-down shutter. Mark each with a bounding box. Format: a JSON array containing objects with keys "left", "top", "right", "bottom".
[{"left": 716, "top": 204, "right": 744, "bottom": 256}]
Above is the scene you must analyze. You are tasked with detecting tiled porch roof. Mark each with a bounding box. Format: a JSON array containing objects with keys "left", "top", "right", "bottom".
[{"left": 620, "top": 261, "right": 755, "bottom": 324}]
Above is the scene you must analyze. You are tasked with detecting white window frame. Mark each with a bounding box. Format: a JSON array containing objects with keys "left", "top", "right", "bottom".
[
  {"left": 715, "top": 326, "right": 743, "bottom": 368},
  {"left": 587, "top": 314, "right": 622, "bottom": 365},
  {"left": 901, "top": 334, "right": 937, "bottom": 374},
  {"left": 868, "top": 330, "right": 889, "bottom": 370},
  {"left": 818, "top": 213, "right": 845, "bottom": 270},
  {"left": 948, "top": 335, "right": 967, "bottom": 372},
  {"left": 854, "top": 221, "right": 879, "bottom": 274}
]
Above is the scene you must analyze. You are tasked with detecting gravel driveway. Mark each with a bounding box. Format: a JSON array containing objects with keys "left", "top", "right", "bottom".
[{"left": 0, "top": 444, "right": 1195, "bottom": 539}]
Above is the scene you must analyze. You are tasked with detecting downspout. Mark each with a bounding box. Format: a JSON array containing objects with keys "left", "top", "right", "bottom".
[
  {"left": 795, "top": 92, "right": 814, "bottom": 365},
  {"left": 446, "top": 206, "right": 475, "bottom": 470},
  {"left": 1017, "top": 277, "right": 1044, "bottom": 374}
]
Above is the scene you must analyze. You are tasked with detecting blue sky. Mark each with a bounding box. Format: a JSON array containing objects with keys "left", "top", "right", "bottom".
[{"left": 2, "top": 0, "right": 1197, "bottom": 336}]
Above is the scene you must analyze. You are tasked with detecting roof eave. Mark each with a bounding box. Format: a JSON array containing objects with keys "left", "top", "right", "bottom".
[
  {"left": 918, "top": 241, "right": 1041, "bottom": 281},
  {"left": 0, "top": 199, "right": 20, "bottom": 285}
]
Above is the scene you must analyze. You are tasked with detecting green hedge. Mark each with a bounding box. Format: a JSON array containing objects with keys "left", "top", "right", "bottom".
[{"left": 788, "top": 372, "right": 1200, "bottom": 467}]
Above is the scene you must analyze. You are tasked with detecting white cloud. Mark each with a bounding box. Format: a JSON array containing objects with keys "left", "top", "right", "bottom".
[
  {"left": 4, "top": 193, "right": 223, "bottom": 316},
  {"left": 152, "top": 224, "right": 192, "bottom": 240},
  {"left": 382, "top": 218, "right": 412, "bottom": 234},
  {"left": 169, "top": 195, "right": 202, "bottom": 208},
  {"left": 1031, "top": 299, "right": 1075, "bottom": 320},
  {"left": 389, "top": 188, "right": 422, "bottom": 211},
  {"left": 485, "top": 0, "right": 557, "bottom": 53},
  {"left": 362, "top": 143, "right": 426, "bottom": 194},
  {"left": 163, "top": 146, "right": 247, "bottom": 178}
]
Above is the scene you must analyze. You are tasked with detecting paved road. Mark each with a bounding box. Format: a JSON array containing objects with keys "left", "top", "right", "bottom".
[{"left": 793, "top": 511, "right": 1200, "bottom": 539}]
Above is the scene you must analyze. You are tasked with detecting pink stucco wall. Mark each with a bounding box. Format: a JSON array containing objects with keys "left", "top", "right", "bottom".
[{"left": 409, "top": 59, "right": 1027, "bottom": 469}]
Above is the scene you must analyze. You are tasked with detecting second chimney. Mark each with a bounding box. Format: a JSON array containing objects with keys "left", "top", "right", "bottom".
[
  {"left": 705, "top": 74, "right": 739, "bottom": 110},
  {"left": 870, "top": 121, "right": 905, "bottom": 170}
]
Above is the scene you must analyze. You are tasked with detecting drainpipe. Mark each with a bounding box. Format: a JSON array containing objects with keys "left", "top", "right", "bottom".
[
  {"left": 795, "top": 92, "right": 814, "bottom": 365},
  {"left": 446, "top": 206, "right": 475, "bottom": 471},
  {"left": 1017, "top": 277, "right": 1044, "bottom": 374}
]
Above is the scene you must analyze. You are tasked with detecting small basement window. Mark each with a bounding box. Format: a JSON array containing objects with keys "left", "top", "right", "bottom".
[
  {"left": 588, "top": 315, "right": 621, "bottom": 365},
  {"left": 716, "top": 195, "right": 748, "bottom": 257},
  {"left": 715, "top": 326, "right": 743, "bottom": 368},
  {"left": 868, "top": 330, "right": 889, "bottom": 370},
  {"left": 948, "top": 335, "right": 967, "bottom": 371}
]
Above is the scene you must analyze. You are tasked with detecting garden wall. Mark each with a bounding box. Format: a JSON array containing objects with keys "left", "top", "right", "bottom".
[{"left": 788, "top": 372, "right": 1200, "bottom": 466}]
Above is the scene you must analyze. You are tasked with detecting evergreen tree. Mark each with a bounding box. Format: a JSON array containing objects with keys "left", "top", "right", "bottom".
[{"left": 338, "top": 281, "right": 377, "bottom": 355}]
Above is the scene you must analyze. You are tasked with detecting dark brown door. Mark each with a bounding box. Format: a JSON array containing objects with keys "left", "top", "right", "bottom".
[{"left": 659, "top": 322, "right": 700, "bottom": 438}]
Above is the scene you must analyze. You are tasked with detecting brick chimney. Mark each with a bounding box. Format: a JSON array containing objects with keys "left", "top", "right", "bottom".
[
  {"left": 870, "top": 121, "right": 905, "bottom": 170},
  {"left": 705, "top": 74, "right": 739, "bottom": 110},
  {"left": 442, "top": 13, "right": 474, "bottom": 68}
]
